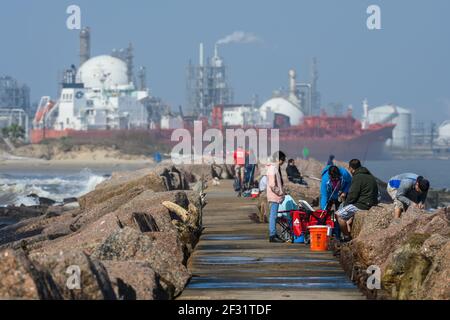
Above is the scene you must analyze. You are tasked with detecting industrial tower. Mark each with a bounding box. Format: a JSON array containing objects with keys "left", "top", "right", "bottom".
[
  {"left": 186, "top": 43, "right": 233, "bottom": 117},
  {"left": 80, "top": 27, "right": 91, "bottom": 66},
  {"left": 310, "top": 57, "right": 321, "bottom": 115}
]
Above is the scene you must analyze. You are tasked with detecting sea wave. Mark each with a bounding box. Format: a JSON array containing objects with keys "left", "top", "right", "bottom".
[{"left": 0, "top": 168, "right": 108, "bottom": 206}]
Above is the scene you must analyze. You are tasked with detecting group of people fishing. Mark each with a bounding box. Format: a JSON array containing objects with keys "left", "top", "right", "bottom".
[
  {"left": 232, "top": 147, "right": 309, "bottom": 198},
  {"left": 233, "top": 149, "right": 431, "bottom": 243}
]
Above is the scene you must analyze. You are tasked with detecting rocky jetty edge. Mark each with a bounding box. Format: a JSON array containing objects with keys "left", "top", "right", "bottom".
[
  {"left": 0, "top": 164, "right": 218, "bottom": 300},
  {"left": 1, "top": 159, "right": 449, "bottom": 300}
]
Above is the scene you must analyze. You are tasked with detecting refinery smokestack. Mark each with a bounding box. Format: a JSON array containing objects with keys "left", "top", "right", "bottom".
[
  {"left": 199, "top": 43, "right": 204, "bottom": 67},
  {"left": 80, "top": 27, "right": 91, "bottom": 66},
  {"left": 126, "top": 43, "right": 134, "bottom": 84},
  {"left": 362, "top": 99, "right": 369, "bottom": 129},
  {"left": 214, "top": 43, "right": 219, "bottom": 58},
  {"left": 289, "top": 69, "right": 297, "bottom": 98}
]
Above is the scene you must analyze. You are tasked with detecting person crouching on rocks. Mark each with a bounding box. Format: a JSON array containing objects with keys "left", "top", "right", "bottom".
[
  {"left": 387, "top": 173, "right": 430, "bottom": 219},
  {"left": 320, "top": 165, "right": 352, "bottom": 212},
  {"left": 267, "top": 151, "right": 286, "bottom": 243},
  {"left": 335, "top": 159, "right": 379, "bottom": 242}
]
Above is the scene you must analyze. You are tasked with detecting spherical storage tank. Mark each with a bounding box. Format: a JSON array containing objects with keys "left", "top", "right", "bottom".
[
  {"left": 77, "top": 55, "right": 128, "bottom": 89},
  {"left": 260, "top": 97, "right": 304, "bottom": 126},
  {"left": 368, "top": 104, "right": 412, "bottom": 149}
]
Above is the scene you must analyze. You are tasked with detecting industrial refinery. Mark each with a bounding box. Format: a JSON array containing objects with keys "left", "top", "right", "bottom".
[
  {"left": 0, "top": 76, "right": 30, "bottom": 141},
  {"left": 0, "top": 26, "right": 446, "bottom": 159}
]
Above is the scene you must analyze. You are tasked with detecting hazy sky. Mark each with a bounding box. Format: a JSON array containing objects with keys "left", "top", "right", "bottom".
[{"left": 1, "top": 0, "right": 449, "bottom": 123}]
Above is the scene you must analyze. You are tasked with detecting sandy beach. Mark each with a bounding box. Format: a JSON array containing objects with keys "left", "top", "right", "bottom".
[{"left": 0, "top": 158, "right": 156, "bottom": 175}]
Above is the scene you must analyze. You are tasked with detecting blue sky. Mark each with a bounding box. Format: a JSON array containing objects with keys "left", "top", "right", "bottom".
[{"left": 0, "top": 0, "right": 449, "bottom": 123}]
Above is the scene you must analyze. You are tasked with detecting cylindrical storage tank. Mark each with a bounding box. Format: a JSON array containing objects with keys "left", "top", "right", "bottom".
[
  {"left": 368, "top": 105, "right": 412, "bottom": 149},
  {"left": 394, "top": 109, "right": 412, "bottom": 149}
]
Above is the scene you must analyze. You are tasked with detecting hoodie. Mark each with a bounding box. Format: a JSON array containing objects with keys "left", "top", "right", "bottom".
[
  {"left": 320, "top": 165, "right": 352, "bottom": 210},
  {"left": 388, "top": 173, "right": 428, "bottom": 206},
  {"left": 344, "top": 167, "right": 379, "bottom": 210},
  {"left": 266, "top": 163, "right": 284, "bottom": 204}
]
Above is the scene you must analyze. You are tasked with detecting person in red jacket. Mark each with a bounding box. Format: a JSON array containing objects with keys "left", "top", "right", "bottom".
[{"left": 233, "top": 146, "right": 247, "bottom": 196}]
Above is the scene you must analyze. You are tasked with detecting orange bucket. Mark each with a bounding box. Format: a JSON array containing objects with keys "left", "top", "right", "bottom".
[{"left": 308, "top": 226, "right": 330, "bottom": 251}]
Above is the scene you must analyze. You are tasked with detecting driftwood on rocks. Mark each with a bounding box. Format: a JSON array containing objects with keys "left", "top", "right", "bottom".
[
  {"left": 0, "top": 165, "right": 204, "bottom": 300},
  {"left": 162, "top": 201, "right": 189, "bottom": 223}
]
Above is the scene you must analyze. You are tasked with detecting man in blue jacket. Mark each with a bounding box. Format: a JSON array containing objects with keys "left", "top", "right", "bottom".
[
  {"left": 387, "top": 173, "right": 430, "bottom": 218},
  {"left": 320, "top": 165, "right": 352, "bottom": 240},
  {"left": 320, "top": 165, "right": 352, "bottom": 211}
]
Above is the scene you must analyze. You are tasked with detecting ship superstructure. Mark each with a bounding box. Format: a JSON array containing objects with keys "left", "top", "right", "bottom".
[{"left": 31, "top": 27, "right": 168, "bottom": 143}]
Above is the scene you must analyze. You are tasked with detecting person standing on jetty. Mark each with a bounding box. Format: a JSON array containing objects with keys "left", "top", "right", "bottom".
[
  {"left": 233, "top": 146, "right": 247, "bottom": 196},
  {"left": 267, "top": 151, "right": 286, "bottom": 243},
  {"left": 335, "top": 159, "right": 379, "bottom": 241},
  {"left": 387, "top": 173, "right": 430, "bottom": 219}
]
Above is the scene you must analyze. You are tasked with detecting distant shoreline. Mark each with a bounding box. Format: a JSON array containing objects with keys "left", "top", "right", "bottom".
[{"left": 0, "top": 159, "right": 155, "bottom": 174}]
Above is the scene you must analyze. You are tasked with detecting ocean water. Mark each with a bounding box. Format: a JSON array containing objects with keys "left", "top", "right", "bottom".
[
  {"left": 0, "top": 168, "right": 108, "bottom": 206},
  {"left": 364, "top": 159, "right": 450, "bottom": 190}
]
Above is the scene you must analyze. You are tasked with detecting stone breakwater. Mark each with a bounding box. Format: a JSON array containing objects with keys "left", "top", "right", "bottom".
[
  {"left": 256, "top": 158, "right": 450, "bottom": 300},
  {"left": 1, "top": 158, "right": 449, "bottom": 300},
  {"left": 0, "top": 165, "right": 207, "bottom": 300},
  {"left": 338, "top": 205, "right": 449, "bottom": 300}
]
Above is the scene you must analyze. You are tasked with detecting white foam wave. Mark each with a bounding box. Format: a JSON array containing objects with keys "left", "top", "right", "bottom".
[{"left": 0, "top": 169, "right": 108, "bottom": 206}]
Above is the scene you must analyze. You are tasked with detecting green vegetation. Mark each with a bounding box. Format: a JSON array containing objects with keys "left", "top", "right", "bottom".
[{"left": 1, "top": 124, "right": 25, "bottom": 141}]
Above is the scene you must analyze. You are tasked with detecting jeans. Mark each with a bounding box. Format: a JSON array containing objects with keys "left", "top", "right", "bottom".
[
  {"left": 333, "top": 218, "right": 341, "bottom": 238},
  {"left": 269, "top": 202, "right": 280, "bottom": 237}
]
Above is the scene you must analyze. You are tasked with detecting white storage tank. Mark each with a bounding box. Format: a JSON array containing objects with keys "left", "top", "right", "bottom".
[
  {"left": 260, "top": 97, "right": 304, "bottom": 126},
  {"left": 161, "top": 115, "right": 184, "bottom": 129},
  {"left": 368, "top": 104, "right": 412, "bottom": 149},
  {"left": 77, "top": 55, "right": 129, "bottom": 89},
  {"left": 437, "top": 120, "right": 450, "bottom": 144}
]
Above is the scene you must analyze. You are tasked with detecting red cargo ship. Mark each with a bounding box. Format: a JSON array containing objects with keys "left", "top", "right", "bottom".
[
  {"left": 210, "top": 105, "right": 395, "bottom": 161},
  {"left": 31, "top": 100, "right": 394, "bottom": 161}
]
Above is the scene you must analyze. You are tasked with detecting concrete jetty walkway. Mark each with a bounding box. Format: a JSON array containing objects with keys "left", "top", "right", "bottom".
[{"left": 178, "top": 181, "right": 365, "bottom": 300}]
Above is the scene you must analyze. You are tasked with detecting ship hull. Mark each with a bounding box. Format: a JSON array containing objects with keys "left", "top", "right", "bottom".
[
  {"left": 31, "top": 123, "right": 394, "bottom": 161},
  {"left": 278, "top": 124, "right": 393, "bottom": 161}
]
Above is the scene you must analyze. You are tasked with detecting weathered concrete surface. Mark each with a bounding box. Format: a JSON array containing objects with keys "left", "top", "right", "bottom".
[{"left": 178, "top": 180, "right": 364, "bottom": 300}]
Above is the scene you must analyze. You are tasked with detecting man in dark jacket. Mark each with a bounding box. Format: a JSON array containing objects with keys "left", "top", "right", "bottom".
[
  {"left": 336, "top": 159, "right": 379, "bottom": 241},
  {"left": 286, "top": 159, "right": 308, "bottom": 186}
]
